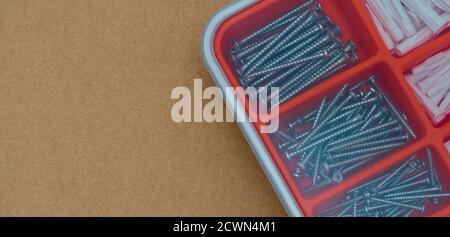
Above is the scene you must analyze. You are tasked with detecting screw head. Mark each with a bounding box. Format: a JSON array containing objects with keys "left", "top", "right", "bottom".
[
  {"left": 364, "top": 189, "right": 375, "bottom": 199},
  {"left": 288, "top": 118, "right": 302, "bottom": 131},
  {"left": 419, "top": 204, "right": 426, "bottom": 213},
  {"left": 332, "top": 171, "right": 344, "bottom": 184},
  {"left": 431, "top": 198, "right": 440, "bottom": 205},
  {"left": 293, "top": 168, "right": 305, "bottom": 178},
  {"left": 344, "top": 41, "right": 358, "bottom": 63},
  {"left": 285, "top": 150, "right": 293, "bottom": 160}
]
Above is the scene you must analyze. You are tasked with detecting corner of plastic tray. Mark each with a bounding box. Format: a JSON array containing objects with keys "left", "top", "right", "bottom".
[{"left": 200, "top": 0, "right": 304, "bottom": 217}]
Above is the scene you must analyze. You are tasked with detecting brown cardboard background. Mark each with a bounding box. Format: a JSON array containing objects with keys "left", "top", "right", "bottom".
[{"left": 0, "top": 0, "right": 286, "bottom": 216}]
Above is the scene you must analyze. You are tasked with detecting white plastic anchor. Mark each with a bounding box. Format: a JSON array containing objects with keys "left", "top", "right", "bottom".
[
  {"left": 401, "top": 0, "right": 447, "bottom": 33},
  {"left": 365, "top": 2, "right": 395, "bottom": 50},
  {"left": 427, "top": 70, "right": 450, "bottom": 97},
  {"left": 438, "top": 91, "right": 450, "bottom": 111},
  {"left": 367, "top": 0, "right": 405, "bottom": 42},
  {"left": 411, "top": 51, "right": 449, "bottom": 74},
  {"left": 384, "top": 0, "right": 417, "bottom": 37},
  {"left": 395, "top": 13, "right": 450, "bottom": 56},
  {"left": 407, "top": 76, "right": 442, "bottom": 118},
  {"left": 431, "top": 87, "right": 448, "bottom": 105},
  {"left": 422, "top": 64, "right": 450, "bottom": 96},
  {"left": 431, "top": 0, "right": 450, "bottom": 13}
]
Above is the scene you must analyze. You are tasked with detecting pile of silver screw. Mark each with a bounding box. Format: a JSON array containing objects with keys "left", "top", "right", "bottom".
[
  {"left": 320, "top": 148, "right": 449, "bottom": 217},
  {"left": 230, "top": 0, "right": 358, "bottom": 109},
  {"left": 275, "top": 76, "right": 417, "bottom": 192}
]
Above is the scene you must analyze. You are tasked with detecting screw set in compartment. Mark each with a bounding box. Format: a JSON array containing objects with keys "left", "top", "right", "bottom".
[
  {"left": 275, "top": 76, "right": 417, "bottom": 192},
  {"left": 230, "top": 0, "right": 358, "bottom": 109},
  {"left": 319, "top": 148, "right": 449, "bottom": 217}
]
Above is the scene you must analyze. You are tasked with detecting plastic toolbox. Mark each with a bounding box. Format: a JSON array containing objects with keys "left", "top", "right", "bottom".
[{"left": 202, "top": 0, "right": 450, "bottom": 217}]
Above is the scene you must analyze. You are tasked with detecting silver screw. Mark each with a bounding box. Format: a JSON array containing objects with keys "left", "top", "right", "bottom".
[
  {"left": 312, "top": 146, "right": 324, "bottom": 186},
  {"left": 276, "top": 42, "right": 357, "bottom": 107},
  {"left": 244, "top": 49, "right": 330, "bottom": 79},
  {"left": 326, "top": 120, "right": 400, "bottom": 148},
  {"left": 277, "top": 132, "right": 309, "bottom": 150},
  {"left": 397, "top": 170, "right": 429, "bottom": 186},
  {"left": 385, "top": 192, "right": 450, "bottom": 201},
  {"left": 275, "top": 130, "right": 297, "bottom": 144},
  {"left": 296, "top": 146, "right": 318, "bottom": 167},
  {"left": 242, "top": 9, "right": 320, "bottom": 76},
  {"left": 346, "top": 173, "right": 390, "bottom": 197},
  {"left": 312, "top": 96, "right": 327, "bottom": 129},
  {"left": 427, "top": 148, "right": 438, "bottom": 186},
  {"left": 276, "top": 31, "right": 341, "bottom": 69},
  {"left": 370, "top": 198, "right": 425, "bottom": 212},
  {"left": 330, "top": 142, "right": 406, "bottom": 161},
  {"left": 327, "top": 135, "right": 408, "bottom": 153},
  {"left": 304, "top": 178, "right": 333, "bottom": 193},
  {"left": 237, "top": 0, "right": 317, "bottom": 46},
  {"left": 322, "top": 149, "right": 388, "bottom": 172},
  {"left": 276, "top": 21, "right": 340, "bottom": 53},
  {"left": 232, "top": 34, "right": 277, "bottom": 61},
  {"left": 425, "top": 148, "right": 441, "bottom": 204},
  {"left": 368, "top": 76, "right": 416, "bottom": 139},
  {"left": 382, "top": 186, "right": 442, "bottom": 198},
  {"left": 290, "top": 83, "right": 350, "bottom": 150},
  {"left": 375, "top": 156, "right": 417, "bottom": 191},
  {"left": 325, "top": 125, "right": 402, "bottom": 152},
  {"left": 293, "top": 118, "right": 364, "bottom": 155},
  {"left": 380, "top": 177, "right": 430, "bottom": 196}
]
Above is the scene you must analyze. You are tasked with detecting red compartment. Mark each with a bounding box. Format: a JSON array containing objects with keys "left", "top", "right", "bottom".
[
  {"left": 211, "top": 0, "right": 450, "bottom": 216},
  {"left": 215, "top": 0, "right": 379, "bottom": 92},
  {"left": 312, "top": 147, "right": 450, "bottom": 217},
  {"left": 267, "top": 63, "right": 425, "bottom": 198}
]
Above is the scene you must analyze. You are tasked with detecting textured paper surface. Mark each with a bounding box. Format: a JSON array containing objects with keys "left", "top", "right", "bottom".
[{"left": 0, "top": 0, "right": 286, "bottom": 216}]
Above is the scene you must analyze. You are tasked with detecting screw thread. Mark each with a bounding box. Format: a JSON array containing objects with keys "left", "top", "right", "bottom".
[
  {"left": 326, "top": 126, "right": 401, "bottom": 152},
  {"left": 297, "top": 119, "right": 363, "bottom": 154},
  {"left": 385, "top": 192, "right": 450, "bottom": 201},
  {"left": 327, "top": 120, "right": 399, "bottom": 147},
  {"left": 382, "top": 186, "right": 441, "bottom": 198},
  {"left": 376, "top": 156, "right": 416, "bottom": 190},
  {"left": 326, "top": 149, "right": 385, "bottom": 170},
  {"left": 238, "top": 0, "right": 317, "bottom": 45},
  {"left": 369, "top": 77, "right": 416, "bottom": 139},
  {"left": 246, "top": 50, "right": 328, "bottom": 79},
  {"left": 276, "top": 53, "right": 347, "bottom": 107},
  {"left": 244, "top": 10, "right": 316, "bottom": 75},
  {"left": 261, "top": 33, "right": 327, "bottom": 72},
  {"left": 331, "top": 142, "right": 405, "bottom": 160},
  {"left": 328, "top": 135, "right": 408, "bottom": 153},
  {"left": 234, "top": 34, "right": 277, "bottom": 59},
  {"left": 397, "top": 170, "right": 429, "bottom": 186}
]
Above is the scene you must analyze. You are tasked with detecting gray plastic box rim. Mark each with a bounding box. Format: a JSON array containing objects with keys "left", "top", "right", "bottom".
[{"left": 201, "top": 0, "right": 303, "bottom": 217}]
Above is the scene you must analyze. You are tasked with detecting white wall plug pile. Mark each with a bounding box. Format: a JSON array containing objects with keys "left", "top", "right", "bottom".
[
  {"left": 406, "top": 48, "right": 450, "bottom": 124},
  {"left": 365, "top": 0, "right": 450, "bottom": 56}
]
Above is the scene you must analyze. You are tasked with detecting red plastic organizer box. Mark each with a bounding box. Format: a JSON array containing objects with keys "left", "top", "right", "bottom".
[{"left": 212, "top": 0, "right": 450, "bottom": 216}]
